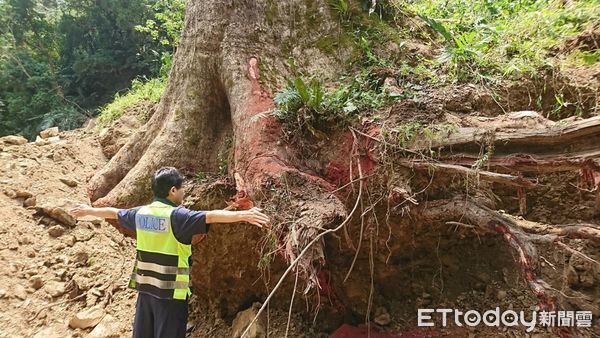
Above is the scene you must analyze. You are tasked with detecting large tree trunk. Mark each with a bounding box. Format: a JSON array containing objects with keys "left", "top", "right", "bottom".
[
  {"left": 88, "top": 0, "right": 349, "bottom": 317},
  {"left": 86, "top": 0, "right": 600, "bottom": 335}
]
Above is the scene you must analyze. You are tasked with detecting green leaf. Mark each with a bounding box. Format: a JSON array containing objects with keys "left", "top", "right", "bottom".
[{"left": 419, "top": 15, "right": 453, "bottom": 44}]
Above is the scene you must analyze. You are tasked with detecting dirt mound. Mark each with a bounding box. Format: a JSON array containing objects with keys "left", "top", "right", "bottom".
[{"left": 0, "top": 128, "right": 138, "bottom": 337}]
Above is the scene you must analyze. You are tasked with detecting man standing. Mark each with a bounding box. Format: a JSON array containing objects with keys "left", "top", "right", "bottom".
[{"left": 69, "top": 167, "right": 269, "bottom": 338}]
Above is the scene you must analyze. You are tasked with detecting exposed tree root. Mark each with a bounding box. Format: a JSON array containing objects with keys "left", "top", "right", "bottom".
[{"left": 419, "top": 195, "right": 600, "bottom": 314}]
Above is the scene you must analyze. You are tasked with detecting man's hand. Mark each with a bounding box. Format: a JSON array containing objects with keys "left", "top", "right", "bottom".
[
  {"left": 241, "top": 207, "right": 270, "bottom": 228},
  {"left": 69, "top": 204, "right": 93, "bottom": 218}
]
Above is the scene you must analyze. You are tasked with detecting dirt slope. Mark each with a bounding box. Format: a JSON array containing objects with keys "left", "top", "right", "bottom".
[{"left": 0, "top": 127, "right": 137, "bottom": 337}]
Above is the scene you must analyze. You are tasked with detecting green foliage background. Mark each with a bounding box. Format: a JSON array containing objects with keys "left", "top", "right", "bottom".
[
  {"left": 0, "top": 0, "right": 185, "bottom": 139},
  {"left": 1, "top": 0, "right": 598, "bottom": 140}
]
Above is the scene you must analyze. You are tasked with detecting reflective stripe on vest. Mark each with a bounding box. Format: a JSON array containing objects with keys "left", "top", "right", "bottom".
[{"left": 128, "top": 200, "right": 192, "bottom": 300}]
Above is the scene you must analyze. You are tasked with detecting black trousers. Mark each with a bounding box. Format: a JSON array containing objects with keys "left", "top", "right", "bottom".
[{"left": 133, "top": 292, "right": 188, "bottom": 338}]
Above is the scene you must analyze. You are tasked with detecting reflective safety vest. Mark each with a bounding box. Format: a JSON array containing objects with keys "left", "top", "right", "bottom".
[{"left": 128, "top": 200, "right": 191, "bottom": 300}]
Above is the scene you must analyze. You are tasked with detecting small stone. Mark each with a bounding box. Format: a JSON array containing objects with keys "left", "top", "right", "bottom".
[
  {"left": 48, "top": 225, "right": 65, "bottom": 238},
  {"left": 53, "top": 243, "right": 66, "bottom": 251},
  {"left": 35, "top": 136, "right": 47, "bottom": 145},
  {"left": 18, "top": 236, "right": 32, "bottom": 245},
  {"left": 29, "top": 275, "right": 44, "bottom": 290},
  {"left": 55, "top": 268, "right": 67, "bottom": 280},
  {"left": 43, "top": 280, "right": 65, "bottom": 297},
  {"left": 0, "top": 135, "right": 28, "bottom": 145},
  {"left": 39, "top": 127, "right": 59, "bottom": 139},
  {"left": 374, "top": 306, "right": 391, "bottom": 326},
  {"left": 2, "top": 188, "right": 16, "bottom": 198},
  {"left": 16, "top": 190, "right": 33, "bottom": 199},
  {"left": 59, "top": 177, "right": 78, "bottom": 187},
  {"left": 46, "top": 135, "right": 61, "bottom": 143},
  {"left": 382, "top": 77, "right": 403, "bottom": 96},
  {"left": 8, "top": 188, "right": 33, "bottom": 199},
  {"left": 63, "top": 235, "right": 76, "bottom": 246},
  {"left": 33, "top": 326, "right": 64, "bottom": 338},
  {"left": 23, "top": 196, "right": 36, "bottom": 207},
  {"left": 88, "top": 218, "right": 103, "bottom": 226},
  {"left": 231, "top": 302, "right": 267, "bottom": 338},
  {"left": 86, "top": 293, "right": 99, "bottom": 308},
  {"left": 496, "top": 290, "right": 507, "bottom": 301},
  {"left": 73, "top": 274, "right": 91, "bottom": 291},
  {"left": 36, "top": 206, "right": 76, "bottom": 227},
  {"left": 73, "top": 249, "right": 89, "bottom": 266},
  {"left": 88, "top": 314, "right": 120, "bottom": 338},
  {"left": 26, "top": 249, "right": 36, "bottom": 258},
  {"left": 50, "top": 206, "right": 77, "bottom": 227},
  {"left": 12, "top": 284, "right": 27, "bottom": 300},
  {"left": 69, "top": 305, "right": 106, "bottom": 329},
  {"left": 0, "top": 289, "right": 6, "bottom": 298}
]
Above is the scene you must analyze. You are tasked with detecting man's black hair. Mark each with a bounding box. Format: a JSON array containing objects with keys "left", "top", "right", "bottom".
[{"left": 152, "top": 167, "right": 184, "bottom": 198}]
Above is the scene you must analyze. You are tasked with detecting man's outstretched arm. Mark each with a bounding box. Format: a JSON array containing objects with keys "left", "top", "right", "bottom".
[
  {"left": 69, "top": 204, "right": 119, "bottom": 219},
  {"left": 205, "top": 207, "right": 269, "bottom": 228}
]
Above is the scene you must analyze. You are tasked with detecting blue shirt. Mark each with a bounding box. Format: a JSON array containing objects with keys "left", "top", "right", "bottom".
[{"left": 117, "top": 197, "right": 209, "bottom": 245}]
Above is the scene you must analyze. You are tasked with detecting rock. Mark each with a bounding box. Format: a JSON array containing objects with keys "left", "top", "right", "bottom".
[
  {"left": 39, "top": 127, "right": 59, "bottom": 139},
  {"left": 0, "top": 135, "right": 27, "bottom": 145},
  {"left": 496, "top": 290, "right": 507, "bottom": 301},
  {"left": 29, "top": 275, "right": 44, "bottom": 290},
  {"left": 44, "top": 281, "right": 65, "bottom": 297},
  {"left": 55, "top": 268, "right": 67, "bottom": 280},
  {"left": 35, "top": 206, "right": 76, "bottom": 227},
  {"left": 23, "top": 196, "right": 36, "bottom": 207},
  {"left": 0, "top": 289, "right": 6, "bottom": 298},
  {"left": 16, "top": 189, "right": 33, "bottom": 199},
  {"left": 374, "top": 306, "right": 391, "bottom": 326},
  {"left": 88, "top": 217, "right": 103, "bottom": 226},
  {"left": 4, "top": 187, "right": 33, "bottom": 199},
  {"left": 73, "top": 249, "right": 89, "bottom": 266},
  {"left": 88, "top": 314, "right": 120, "bottom": 338},
  {"left": 53, "top": 243, "right": 66, "bottom": 251},
  {"left": 63, "top": 235, "right": 76, "bottom": 246},
  {"left": 33, "top": 326, "right": 64, "bottom": 338},
  {"left": 47, "top": 135, "right": 60, "bottom": 143},
  {"left": 12, "top": 284, "right": 27, "bottom": 300},
  {"left": 59, "top": 177, "right": 78, "bottom": 187},
  {"left": 48, "top": 225, "right": 65, "bottom": 238},
  {"left": 49, "top": 206, "right": 77, "bottom": 226},
  {"left": 35, "top": 136, "right": 45, "bottom": 144},
  {"left": 18, "top": 236, "right": 32, "bottom": 245},
  {"left": 86, "top": 292, "right": 99, "bottom": 307},
  {"left": 382, "top": 77, "right": 403, "bottom": 96},
  {"left": 69, "top": 305, "right": 106, "bottom": 329},
  {"left": 73, "top": 274, "right": 91, "bottom": 291},
  {"left": 231, "top": 302, "right": 267, "bottom": 338}
]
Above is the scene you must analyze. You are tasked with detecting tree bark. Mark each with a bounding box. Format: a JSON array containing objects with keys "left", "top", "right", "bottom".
[{"left": 87, "top": 0, "right": 350, "bottom": 314}]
